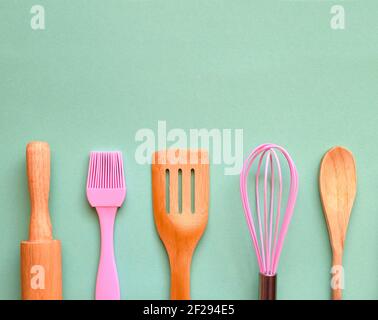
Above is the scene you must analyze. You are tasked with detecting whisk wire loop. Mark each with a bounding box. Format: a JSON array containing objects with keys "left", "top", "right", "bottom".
[{"left": 240, "top": 143, "right": 298, "bottom": 276}]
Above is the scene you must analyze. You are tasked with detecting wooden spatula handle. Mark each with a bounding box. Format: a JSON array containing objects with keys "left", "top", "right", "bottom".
[
  {"left": 170, "top": 253, "right": 191, "bottom": 300},
  {"left": 26, "top": 141, "right": 52, "bottom": 241}
]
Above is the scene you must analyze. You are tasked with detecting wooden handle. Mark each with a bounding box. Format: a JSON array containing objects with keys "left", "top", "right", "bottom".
[
  {"left": 170, "top": 252, "right": 192, "bottom": 300},
  {"left": 21, "top": 240, "right": 62, "bottom": 300},
  {"left": 331, "top": 252, "right": 343, "bottom": 300},
  {"left": 26, "top": 141, "right": 52, "bottom": 241},
  {"left": 21, "top": 141, "right": 62, "bottom": 300}
]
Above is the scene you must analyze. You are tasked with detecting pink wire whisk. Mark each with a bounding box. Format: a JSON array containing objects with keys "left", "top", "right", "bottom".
[{"left": 240, "top": 143, "right": 298, "bottom": 300}]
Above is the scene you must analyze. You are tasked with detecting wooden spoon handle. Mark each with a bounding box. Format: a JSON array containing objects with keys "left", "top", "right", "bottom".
[
  {"left": 170, "top": 253, "right": 192, "bottom": 300},
  {"left": 26, "top": 141, "right": 52, "bottom": 241},
  {"left": 331, "top": 253, "right": 343, "bottom": 300}
]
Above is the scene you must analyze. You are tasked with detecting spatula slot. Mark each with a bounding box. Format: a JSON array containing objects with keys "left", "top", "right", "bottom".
[
  {"left": 165, "top": 169, "right": 170, "bottom": 213},
  {"left": 178, "top": 169, "right": 183, "bottom": 213},
  {"left": 191, "top": 168, "right": 195, "bottom": 213}
]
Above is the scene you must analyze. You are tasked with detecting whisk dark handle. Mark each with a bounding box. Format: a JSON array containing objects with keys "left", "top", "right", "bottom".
[{"left": 259, "top": 274, "right": 277, "bottom": 300}]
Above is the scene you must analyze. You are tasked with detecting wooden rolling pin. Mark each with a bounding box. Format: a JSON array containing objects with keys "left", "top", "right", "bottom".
[{"left": 20, "top": 141, "right": 62, "bottom": 300}]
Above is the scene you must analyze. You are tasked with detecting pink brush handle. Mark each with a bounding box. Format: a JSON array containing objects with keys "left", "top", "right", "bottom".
[{"left": 95, "top": 207, "right": 120, "bottom": 300}]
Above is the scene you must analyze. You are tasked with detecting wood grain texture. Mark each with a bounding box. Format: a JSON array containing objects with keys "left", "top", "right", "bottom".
[
  {"left": 152, "top": 149, "right": 209, "bottom": 300},
  {"left": 21, "top": 141, "right": 62, "bottom": 300},
  {"left": 20, "top": 240, "right": 62, "bottom": 300},
  {"left": 319, "top": 146, "right": 356, "bottom": 300},
  {"left": 26, "top": 141, "right": 52, "bottom": 241}
]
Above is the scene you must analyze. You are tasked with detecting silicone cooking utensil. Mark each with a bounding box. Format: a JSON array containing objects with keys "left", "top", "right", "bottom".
[
  {"left": 240, "top": 143, "right": 298, "bottom": 300},
  {"left": 86, "top": 151, "right": 126, "bottom": 300}
]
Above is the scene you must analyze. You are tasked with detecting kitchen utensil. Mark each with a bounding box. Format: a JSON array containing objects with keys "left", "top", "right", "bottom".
[
  {"left": 152, "top": 149, "right": 209, "bottom": 300},
  {"left": 240, "top": 143, "right": 298, "bottom": 300},
  {"left": 86, "top": 151, "right": 126, "bottom": 300},
  {"left": 319, "top": 146, "right": 356, "bottom": 300},
  {"left": 21, "top": 141, "right": 62, "bottom": 300}
]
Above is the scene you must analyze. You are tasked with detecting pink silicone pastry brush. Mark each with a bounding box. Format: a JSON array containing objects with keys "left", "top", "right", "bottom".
[{"left": 86, "top": 151, "right": 126, "bottom": 300}]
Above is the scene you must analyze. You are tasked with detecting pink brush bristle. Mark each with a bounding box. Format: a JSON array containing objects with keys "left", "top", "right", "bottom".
[
  {"left": 86, "top": 151, "right": 126, "bottom": 208},
  {"left": 87, "top": 152, "right": 125, "bottom": 189}
]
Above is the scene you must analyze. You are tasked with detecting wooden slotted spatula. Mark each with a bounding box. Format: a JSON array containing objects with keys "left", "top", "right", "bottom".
[
  {"left": 152, "top": 149, "right": 209, "bottom": 300},
  {"left": 319, "top": 146, "right": 357, "bottom": 300}
]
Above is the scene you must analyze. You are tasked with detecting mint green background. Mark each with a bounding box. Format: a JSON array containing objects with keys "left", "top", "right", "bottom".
[{"left": 0, "top": 0, "right": 377, "bottom": 300}]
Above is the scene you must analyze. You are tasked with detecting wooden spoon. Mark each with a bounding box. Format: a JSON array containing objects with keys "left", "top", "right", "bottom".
[{"left": 319, "top": 146, "right": 356, "bottom": 300}]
